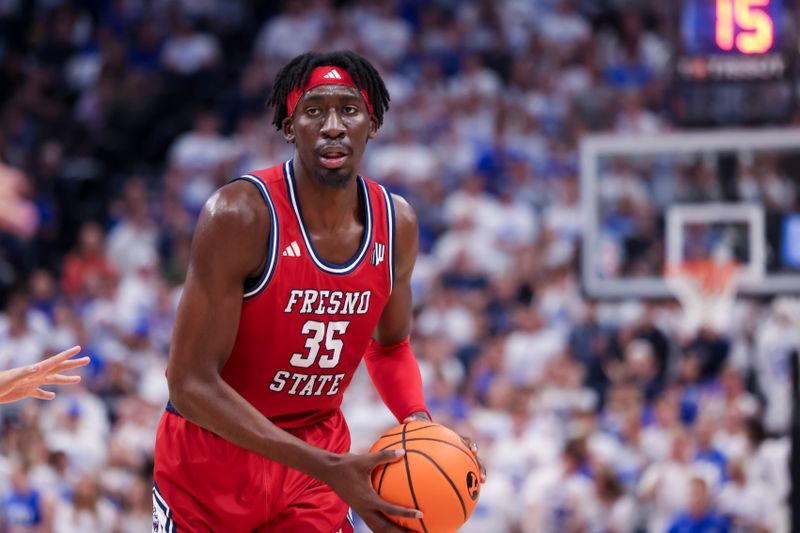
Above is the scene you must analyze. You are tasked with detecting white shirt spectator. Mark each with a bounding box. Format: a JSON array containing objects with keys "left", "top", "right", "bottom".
[
  {"left": 460, "top": 473, "right": 519, "bottom": 533},
  {"left": 442, "top": 186, "right": 501, "bottom": 230},
  {"left": 637, "top": 460, "right": 693, "bottom": 533},
  {"left": 161, "top": 30, "right": 220, "bottom": 75},
  {"left": 522, "top": 464, "right": 598, "bottom": 533},
  {"left": 253, "top": 5, "right": 324, "bottom": 61},
  {"left": 718, "top": 478, "right": 770, "bottom": 531},
  {"left": 355, "top": 7, "right": 411, "bottom": 64},
  {"left": 537, "top": 2, "right": 590, "bottom": 50},
  {"left": 0, "top": 326, "right": 44, "bottom": 369},
  {"left": 432, "top": 225, "right": 511, "bottom": 276},
  {"left": 53, "top": 498, "right": 117, "bottom": 533},
  {"left": 416, "top": 302, "right": 478, "bottom": 348},
  {"left": 170, "top": 130, "right": 233, "bottom": 174},
  {"left": 367, "top": 136, "right": 438, "bottom": 185},
  {"left": 503, "top": 327, "right": 565, "bottom": 386},
  {"left": 599, "top": 495, "right": 638, "bottom": 533},
  {"left": 753, "top": 309, "right": 799, "bottom": 432},
  {"left": 106, "top": 220, "right": 159, "bottom": 278},
  {"left": 748, "top": 437, "right": 791, "bottom": 515}
]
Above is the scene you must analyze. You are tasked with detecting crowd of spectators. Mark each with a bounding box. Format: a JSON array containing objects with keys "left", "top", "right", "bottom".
[
  {"left": 598, "top": 152, "right": 800, "bottom": 280},
  {"left": 0, "top": 0, "right": 796, "bottom": 531}
]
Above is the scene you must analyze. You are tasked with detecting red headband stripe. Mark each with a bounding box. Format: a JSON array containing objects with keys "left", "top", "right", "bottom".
[{"left": 286, "top": 66, "right": 373, "bottom": 116}]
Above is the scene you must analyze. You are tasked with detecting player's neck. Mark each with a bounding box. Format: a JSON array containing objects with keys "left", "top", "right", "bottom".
[{"left": 292, "top": 163, "right": 361, "bottom": 231}]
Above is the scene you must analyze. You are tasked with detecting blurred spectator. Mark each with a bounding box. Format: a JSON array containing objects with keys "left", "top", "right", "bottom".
[
  {"left": 595, "top": 467, "right": 638, "bottom": 533},
  {"left": 0, "top": 292, "right": 48, "bottom": 370},
  {"left": 253, "top": 0, "right": 323, "bottom": 62},
  {"left": 638, "top": 432, "right": 695, "bottom": 533},
  {"left": 522, "top": 438, "right": 597, "bottom": 533},
  {"left": 106, "top": 180, "right": 158, "bottom": 277},
  {"left": 0, "top": 163, "right": 38, "bottom": 241},
  {"left": 60, "top": 223, "right": 117, "bottom": 302},
  {"left": 665, "top": 476, "right": 729, "bottom": 533},
  {"left": 717, "top": 460, "right": 770, "bottom": 533},
  {"left": 3, "top": 464, "right": 51, "bottom": 533},
  {"left": 160, "top": 18, "right": 221, "bottom": 77},
  {"left": 52, "top": 474, "right": 117, "bottom": 533}
]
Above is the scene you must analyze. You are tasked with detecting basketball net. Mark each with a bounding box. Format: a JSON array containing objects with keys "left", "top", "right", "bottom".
[{"left": 665, "top": 258, "right": 741, "bottom": 337}]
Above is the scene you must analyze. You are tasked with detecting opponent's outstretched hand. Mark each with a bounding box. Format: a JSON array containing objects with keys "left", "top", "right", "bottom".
[
  {"left": 321, "top": 450, "right": 421, "bottom": 533},
  {"left": 0, "top": 346, "right": 90, "bottom": 403}
]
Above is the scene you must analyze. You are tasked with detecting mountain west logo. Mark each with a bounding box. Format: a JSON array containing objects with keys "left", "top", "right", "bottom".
[
  {"left": 323, "top": 69, "right": 343, "bottom": 79},
  {"left": 371, "top": 243, "right": 385, "bottom": 266}
]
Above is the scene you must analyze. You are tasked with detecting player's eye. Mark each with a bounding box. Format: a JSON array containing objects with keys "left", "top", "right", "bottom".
[
  {"left": 305, "top": 107, "right": 321, "bottom": 117},
  {"left": 342, "top": 105, "right": 359, "bottom": 115}
]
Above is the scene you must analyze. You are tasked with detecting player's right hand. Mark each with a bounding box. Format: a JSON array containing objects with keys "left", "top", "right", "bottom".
[{"left": 321, "top": 449, "right": 421, "bottom": 533}]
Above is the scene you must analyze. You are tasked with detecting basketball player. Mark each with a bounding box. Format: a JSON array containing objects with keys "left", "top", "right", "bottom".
[
  {"left": 0, "top": 345, "right": 89, "bottom": 403},
  {"left": 153, "top": 51, "right": 483, "bottom": 532}
]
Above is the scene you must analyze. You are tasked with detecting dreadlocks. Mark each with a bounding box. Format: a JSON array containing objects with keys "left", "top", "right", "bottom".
[{"left": 266, "top": 50, "right": 391, "bottom": 130}]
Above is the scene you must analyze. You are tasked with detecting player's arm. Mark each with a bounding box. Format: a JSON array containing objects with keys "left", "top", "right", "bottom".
[
  {"left": 366, "top": 195, "right": 431, "bottom": 422},
  {"left": 167, "top": 182, "right": 336, "bottom": 472},
  {"left": 167, "top": 183, "right": 420, "bottom": 529},
  {"left": 367, "top": 195, "right": 487, "bottom": 482}
]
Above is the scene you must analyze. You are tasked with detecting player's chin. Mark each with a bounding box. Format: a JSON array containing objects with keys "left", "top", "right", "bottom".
[{"left": 312, "top": 166, "right": 353, "bottom": 188}]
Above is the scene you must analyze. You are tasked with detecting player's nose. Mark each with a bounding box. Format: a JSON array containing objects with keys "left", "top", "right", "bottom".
[{"left": 320, "top": 109, "right": 346, "bottom": 139}]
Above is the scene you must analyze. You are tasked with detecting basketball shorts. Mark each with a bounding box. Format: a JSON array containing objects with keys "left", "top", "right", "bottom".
[{"left": 153, "top": 408, "right": 354, "bottom": 533}]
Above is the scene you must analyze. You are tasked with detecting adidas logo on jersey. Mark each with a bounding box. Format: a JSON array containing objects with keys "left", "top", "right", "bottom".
[
  {"left": 322, "top": 68, "right": 343, "bottom": 79},
  {"left": 371, "top": 243, "right": 385, "bottom": 266},
  {"left": 282, "top": 241, "right": 301, "bottom": 257}
]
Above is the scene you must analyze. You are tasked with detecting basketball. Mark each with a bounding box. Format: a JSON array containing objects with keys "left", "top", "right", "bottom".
[{"left": 369, "top": 421, "right": 481, "bottom": 533}]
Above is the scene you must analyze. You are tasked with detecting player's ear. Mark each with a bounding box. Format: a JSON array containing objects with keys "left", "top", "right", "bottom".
[
  {"left": 282, "top": 117, "right": 295, "bottom": 143},
  {"left": 368, "top": 115, "right": 378, "bottom": 140}
]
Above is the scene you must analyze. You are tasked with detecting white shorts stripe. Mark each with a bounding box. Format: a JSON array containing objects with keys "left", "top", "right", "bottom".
[{"left": 152, "top": 484, "right": 177, "bottom": 533}]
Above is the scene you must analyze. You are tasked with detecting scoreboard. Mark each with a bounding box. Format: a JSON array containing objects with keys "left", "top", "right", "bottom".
[
  {"left": 682, "top": 0, "right": 780, "bottom": 56},
  {"left": 673, "top": 0, "right": 796, "bottom": 125}
]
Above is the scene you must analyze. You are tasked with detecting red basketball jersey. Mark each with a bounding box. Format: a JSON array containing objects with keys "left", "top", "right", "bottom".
[{"left": 222, "top": 160, "right": 396, "bottom": 429}]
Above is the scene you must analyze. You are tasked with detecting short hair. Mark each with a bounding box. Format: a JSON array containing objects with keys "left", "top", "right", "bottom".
[{"left": 266, "top": 50, "right": 391, "bottom": 130}]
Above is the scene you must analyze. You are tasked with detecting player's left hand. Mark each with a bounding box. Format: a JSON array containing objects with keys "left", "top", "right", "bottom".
[
  {"left": 404, "top": 412, "right": 486, "bottom": 483},
  {"left": 0, "top": 346, "right": 90, "bottom": 403}
]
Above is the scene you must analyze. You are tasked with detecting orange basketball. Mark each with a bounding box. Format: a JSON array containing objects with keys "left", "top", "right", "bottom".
[{"left": 369, "top": 421, "right": 481, "bottom": 533}]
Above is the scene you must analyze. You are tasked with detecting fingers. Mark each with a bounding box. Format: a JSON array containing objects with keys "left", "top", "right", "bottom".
[
  {"left": 53, "top": 356, "right": 91, "bottom": 372},
  {"left": 30, "top": 388, "right": 56, "bottom": 401},
  {"left": 370, "top": 449, "right": 406, "bottom": 467},
  {"left": 362, "top": 513, "right": 416, "bottom": 533},
  {"left": 373, "top": 498, "right": 423, "bottom": 520},
  {"left": 460, "top": 435, "right": 487, "bottom": 482},
  {"left": 402, "top": 411, "right": 431, "bottom": 423},
  {"left": 41, "top": 374, "right": 82, "bottom": 386},
  {"left": 34, "top": 346, "right": 83, "bottom": 373},
  {"left": 363, "top": 513, "right": 418, "bottom": 533}
]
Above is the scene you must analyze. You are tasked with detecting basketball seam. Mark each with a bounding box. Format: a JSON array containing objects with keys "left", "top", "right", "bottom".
[
  {"left": 377, "top": 437, "right": 481, "bottom": 473},
  {"left": 402, "top": 423, "right": 428, "bottom": 533},
  {"left": 407, "top": 450, "right": 467, "bottom": 521},
  {"left": 381, "top": 424, "right": 437, "bottom": 438},
  {"left": 376, "top": 463, "right": 389, "bottom": 495}
]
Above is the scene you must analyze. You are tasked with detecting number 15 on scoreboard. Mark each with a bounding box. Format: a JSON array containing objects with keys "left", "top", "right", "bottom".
[{"left": 716, "top": 0, "right": 774, "bottom": 54}]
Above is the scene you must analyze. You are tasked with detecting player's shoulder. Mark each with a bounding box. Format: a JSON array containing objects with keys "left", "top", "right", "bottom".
[
  {"left": 202, "top": 163, "right": 286, "bottom": 227},
  {"left": 205, "top": 182, "right": 260, "bottom": 223},
  {"left": 243, "top": 162, "right": 287, "bottom": 186},
  {"left": 388, "top": 192, "right": 417, "bottom": 232},
  {"left": 199, "top": 180, "right": 276, "bottom": 240}
]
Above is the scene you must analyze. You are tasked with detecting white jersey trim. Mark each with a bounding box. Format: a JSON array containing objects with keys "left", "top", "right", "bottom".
[{"left": 283, "top": 160, "right": 373, "bottom": 275}]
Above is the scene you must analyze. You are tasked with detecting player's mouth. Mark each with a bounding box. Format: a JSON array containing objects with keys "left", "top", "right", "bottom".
[{"left": 319, "top": 146, "right": 349, "bottom": 169}]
